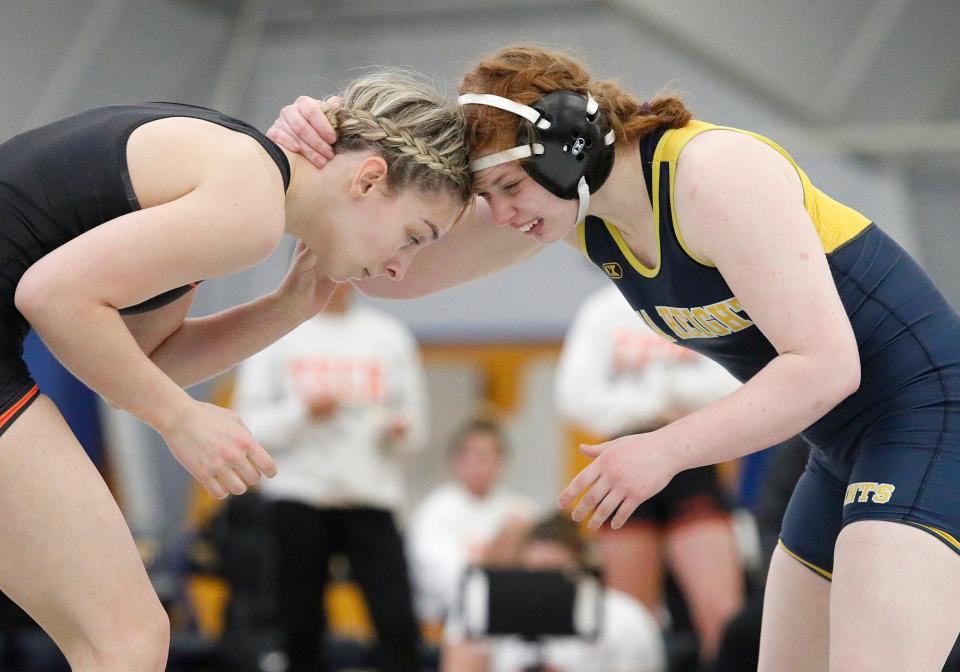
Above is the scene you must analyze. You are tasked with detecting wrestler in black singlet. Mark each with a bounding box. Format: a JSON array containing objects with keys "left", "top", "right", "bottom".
[{"left": 0, "top": 103, "right": 290, "bottom": 433}]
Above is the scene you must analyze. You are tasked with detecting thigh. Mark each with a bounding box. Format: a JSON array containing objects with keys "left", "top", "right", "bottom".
[
  {"left": 0, "top": 395, "right": 161, "bottom": 650},
  {"left": 272, "top": 501, "right": 334, "bottom": 605},
  {"left": 778, "top": 452, "right": 845, "bottom": 579},
  {"left": 660, "top": 464, "right": 732, "bottom": 527},
  {"left": 343, "top": 509, "right": 416, "bottom": 609},
  {"left": 272, "top": 499, "right": 331, "bottom": 554},
  {"left": 664, "top": 516, "right": 744, "bottom": 615},
  {"left": 831, "top": 520, "right": 960, "bottom": 670},
  {"left": 757, "top": 544, "right": 830, "bottom": 672},
  {"left": 843, "top": 408, "right": 960, "bottom": 555},
  {"left": 597, "top": 525, "right": 664, "bottom": 614}
]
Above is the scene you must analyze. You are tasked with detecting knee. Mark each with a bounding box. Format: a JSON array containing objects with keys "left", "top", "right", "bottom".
[{"left": 88, "top": 600, "right": 170, "bottom": 672}]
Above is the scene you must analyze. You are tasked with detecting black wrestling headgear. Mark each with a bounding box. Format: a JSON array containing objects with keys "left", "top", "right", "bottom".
[{"left": 458, "top": 91, "right": 616, "bottom": 223}]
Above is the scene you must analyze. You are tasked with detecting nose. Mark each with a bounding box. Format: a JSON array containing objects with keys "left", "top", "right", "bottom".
[
  {"left": 486, "top": 194, "right": 516, "bottom": 227},
  {"left": 384, "top": 251, "right": 412, "bottom": 281}
]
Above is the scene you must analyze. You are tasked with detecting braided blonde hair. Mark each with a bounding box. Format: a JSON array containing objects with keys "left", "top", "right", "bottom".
[{"left": 326, "top": 71, "right": 472, "bottom": 203}]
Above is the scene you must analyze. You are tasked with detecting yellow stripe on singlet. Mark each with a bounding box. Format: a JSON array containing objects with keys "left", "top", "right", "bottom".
[
  {"left": 656, "top": 120, "right": 872, "bottom": 261},
  {"left": 777, "top": 539, "right": 833, "bottom": 580},
  {"left": 913, "top": 523, "right": 960, "bottom": 553}
]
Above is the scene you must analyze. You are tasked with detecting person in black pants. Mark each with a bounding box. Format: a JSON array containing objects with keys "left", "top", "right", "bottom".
[
  {"left": 272, "top": 503, "right": 421, "bottom": 672},
  {"left": 232, "top": 284, "right": 430, "bottom": 671}
]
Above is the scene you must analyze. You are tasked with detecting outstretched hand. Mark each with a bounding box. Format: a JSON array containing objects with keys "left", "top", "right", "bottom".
[
  {"left": 267, "top": 95, "right": 342, "bottom": 168},
  {"left": 557, "top": 433, "right": 680, "bottom": 530}
]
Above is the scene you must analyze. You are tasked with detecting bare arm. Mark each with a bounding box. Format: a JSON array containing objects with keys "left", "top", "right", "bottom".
[
  {"left": 147, "top": 244, "right": 335, "bottom": 387},
  {"left": 561, "top": 131, "right": 860, "bottom": 528},
  {"left": 16, "top": 147, "right": 286, "bottom": 498},
  {"left": 353, "top": 198, "right": 545, "bottom": 298},
  {"left": 267, "top": 96, "right": 547, "bottom": 298},
  {"left": 657, "top": 131, "right": 859, "bottom": 462}
]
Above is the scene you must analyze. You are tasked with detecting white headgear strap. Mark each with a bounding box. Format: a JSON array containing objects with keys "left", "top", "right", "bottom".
[{"left": 459, "top": 93, "right": 605, "bottom": 223}]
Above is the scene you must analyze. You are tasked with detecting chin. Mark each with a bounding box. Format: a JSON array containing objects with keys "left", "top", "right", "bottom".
[
  {"left": 327, "top": 269, "right": 354, "bottom": 283},
  {"left": 536, "top": 222, "right": 571, "bottom": 245}
]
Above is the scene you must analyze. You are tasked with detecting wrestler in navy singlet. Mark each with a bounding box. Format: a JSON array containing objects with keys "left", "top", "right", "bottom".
[
  {"left": 0, "top": 103, "right": 290, "bottom": 432},
  {"left": 578, "top": 120, "right": 960, "bottom": 577}
]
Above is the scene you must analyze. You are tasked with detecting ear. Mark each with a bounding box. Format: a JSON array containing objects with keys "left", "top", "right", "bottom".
[{"left": 350, "top": 155, "right": 389, "bottom": 198}]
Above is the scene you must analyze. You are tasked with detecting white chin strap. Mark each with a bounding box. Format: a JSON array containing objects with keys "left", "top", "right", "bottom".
[
  {"left": 576, "top": 176, "right": 590, "bottom": 223},
  {"left": 459, "top": 92, "right": 607, "bottom": 223}
]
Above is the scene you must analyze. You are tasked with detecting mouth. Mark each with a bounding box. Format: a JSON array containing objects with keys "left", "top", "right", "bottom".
[{"left": 516, "top": 217, "right": 543, "bottom": 234}]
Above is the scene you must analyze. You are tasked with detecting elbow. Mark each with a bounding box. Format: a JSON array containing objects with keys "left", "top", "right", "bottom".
[
  {"left": 15, "top": 266, "right": 58, "bottom": 325},
  {"left": 837, "top": 357, "right": 861, "bottom": 400},
  {"left": 818, "top": 351, "right": 860, "bottom": 408}
]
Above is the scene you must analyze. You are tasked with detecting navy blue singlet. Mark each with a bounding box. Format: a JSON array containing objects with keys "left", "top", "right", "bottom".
[{"left": 577, "top": 120, "right": 960, "bottom": 577}]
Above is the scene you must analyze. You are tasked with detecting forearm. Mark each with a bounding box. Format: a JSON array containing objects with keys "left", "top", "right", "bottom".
[
  {"left": 150, "top": 291, "right": 310, "bottom": 388},
  {"left": 657, "top": 352, "right": 856, "bottom": 470},
  {"left": 29, "top": 303, "right": 191, "bottom": 431}
]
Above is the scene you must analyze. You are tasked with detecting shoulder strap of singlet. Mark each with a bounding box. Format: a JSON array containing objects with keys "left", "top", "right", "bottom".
[
  {"left": 577, "top": 125, "right": 669, "bottom": 260},
  {"left": 147, "top": 102, "right": 291, "bottom": 190},
  {"left": 639, "top": 126, "right": 669, "bottom": 206}
]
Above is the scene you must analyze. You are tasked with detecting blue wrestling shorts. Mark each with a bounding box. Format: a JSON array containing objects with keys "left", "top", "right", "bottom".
[{"left": 778, "top": 227, "right": 960, "bottom": 579}]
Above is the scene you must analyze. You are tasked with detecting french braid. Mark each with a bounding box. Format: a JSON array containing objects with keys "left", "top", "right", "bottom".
[{"left": 324, "top": 71, "right": 472, "bottom": 202}]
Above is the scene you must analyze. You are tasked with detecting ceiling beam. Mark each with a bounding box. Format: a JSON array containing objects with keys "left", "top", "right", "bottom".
[{"left": 816, "top": 0, "right": 910, "bottom": 119}]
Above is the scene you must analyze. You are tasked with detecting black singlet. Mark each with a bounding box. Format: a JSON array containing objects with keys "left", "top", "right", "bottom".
[{"left": 0, "top": 102, "right": 290, "bottom": 337}]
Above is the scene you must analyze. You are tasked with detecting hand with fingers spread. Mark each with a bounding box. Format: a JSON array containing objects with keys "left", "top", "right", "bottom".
[
  {"left": 557, "top": 433, "right": 680, "bottom": 531},
  {"left": 162, "top": 400, "right": 277, "bottom": 499},
  {"left": 266, "top": 95, "right": 341, "bottom": 169}
]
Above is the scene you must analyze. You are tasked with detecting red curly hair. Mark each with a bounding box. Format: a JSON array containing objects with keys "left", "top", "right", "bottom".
[{"left": 459, "top": 45, "right": 692, "bottom": 157}]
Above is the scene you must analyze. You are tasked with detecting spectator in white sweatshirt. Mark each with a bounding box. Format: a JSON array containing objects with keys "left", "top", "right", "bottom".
[
  {"left": 407, "top": 419, "right": 539, "bottom": 625},
  {"left": 232, "top": 284, "right": 427, "bottom": 672},
  {"left": 555, "top": 285, "right": 744, "bottom": 665}
]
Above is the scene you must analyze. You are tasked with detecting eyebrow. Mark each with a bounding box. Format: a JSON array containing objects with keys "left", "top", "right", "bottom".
[
  {"left": 422, "top": 218, "right": 440, "bottom": 241},
  {"left": 482, "top": 174, "right": 511, "bottom": 191}
]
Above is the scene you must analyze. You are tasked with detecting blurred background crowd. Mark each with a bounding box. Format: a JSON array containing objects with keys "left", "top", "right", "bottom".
[{"left": 2, "top": 1, "right": 959, "bottom": 671}]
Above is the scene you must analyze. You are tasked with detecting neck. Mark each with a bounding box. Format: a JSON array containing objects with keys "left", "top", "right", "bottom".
[
  {"left": 587, "top": 140, "right": 652, "bottom": 236},
  {"left": 280, "top": 148, "right": 339, "bottom": 244}
]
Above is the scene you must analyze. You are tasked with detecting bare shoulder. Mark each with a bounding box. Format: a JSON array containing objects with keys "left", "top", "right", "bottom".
[
  {"left": 673, "top": 128, "right": 804, "bottom": 260},
  {"left": 675, "top": 129, "right": 798, "bottom": 187},
  {"left": 126, "top": 116, "right": 286, "bottom": 211},
  {"left": 125, "top": 116, "right": 286, "bottom": 257}
]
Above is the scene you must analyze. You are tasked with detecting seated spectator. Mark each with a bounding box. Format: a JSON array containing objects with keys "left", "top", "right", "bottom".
[
  {"left": 407, "top": 419, "right": 539, "bottom": 623},
  {"left": 442, "top": 513, "right": 666, "bottom": 672}
]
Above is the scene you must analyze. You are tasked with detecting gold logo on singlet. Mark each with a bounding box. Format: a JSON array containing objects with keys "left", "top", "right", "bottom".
[{"left": 602, "top": 262, "right": 623, "bottom": 279}]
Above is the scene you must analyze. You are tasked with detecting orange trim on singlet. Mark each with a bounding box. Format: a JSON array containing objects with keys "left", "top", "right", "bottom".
[{"left": 0, "top": 384, "right": 39, "bottom": 428}]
